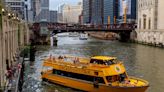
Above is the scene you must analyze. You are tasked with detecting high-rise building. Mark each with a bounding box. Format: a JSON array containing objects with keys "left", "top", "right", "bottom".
[
  {"left": 136, "top": 0, "right": 164, "bottom": 46},
  {"left": 31, "top": 0, "right": 41, "bottom": 22},
  {"left": 36, "top": 0, "right": 50, "bottom": 22},
  {"left": 50, "top": 11, "right": 58, "bottom": 23},
  {"left": 62, "top": 2, "right": 82, "bottom": 24},
  {"left": 103, "top": 0, "right": 119, "bottom": 24},
  {"left": 28, "top": 10, "right": 34, "bottom": 23},
  {"left": 5, "top": 0, "right": 26, "bottom": 20},
  {"left": 91, "top": 0, "right": 104, "bottom": 25},
  {"left": 57, "top": 4, "right": 65, "bottom": 23},
  {"left": 57, "top": 12, "right": 63, "bottom": 23},
  {"left": 83, "top": 0, "right": 92, "bottom": 24},
  {"left": 118, "top": 0, "right": 136, "bottom": 23},
  {"left": 32, "top": 0, "right": 57, "bottom": 23},
  {"left": 137, "top": 0, "right": 164, "bottom": 30},
  {"left": 137, "top": 0, "right": 161, "bottom": 30}
]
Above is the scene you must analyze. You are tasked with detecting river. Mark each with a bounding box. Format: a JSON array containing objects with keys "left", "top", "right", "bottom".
[{"left": 22, "top": 35, "right": 164, "bottom": 92}]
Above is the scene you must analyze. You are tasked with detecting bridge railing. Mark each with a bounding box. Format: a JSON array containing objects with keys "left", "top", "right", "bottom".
[{"left": 30, "top": 23, "right": 136, "bottom": 31}]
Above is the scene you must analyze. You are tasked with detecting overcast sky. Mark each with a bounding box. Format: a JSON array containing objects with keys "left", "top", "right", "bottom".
[{"left": 50, "top": 0, "right": 82, "bottom": 10}]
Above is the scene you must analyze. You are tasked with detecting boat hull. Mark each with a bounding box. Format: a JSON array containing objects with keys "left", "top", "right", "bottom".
[{"left": 42, "top": 72, "right": 148, "bottom": 92}]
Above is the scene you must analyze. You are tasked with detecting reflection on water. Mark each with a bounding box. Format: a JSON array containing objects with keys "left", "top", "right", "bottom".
[{"left": 23, "top": 36, "right": 164, "bottom": 92}]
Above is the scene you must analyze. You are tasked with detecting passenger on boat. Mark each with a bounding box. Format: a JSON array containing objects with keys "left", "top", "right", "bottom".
[
  {"left": 119, "top": 73, "right": 126, "bottom": 82},
  {"left": 63, "top": 56, "right": 67, "bottom": 59},
  {"left": 134, "top": 80, "right": 139, "bottom": 85},
  {"left": 73, "top": 57, "right": 80, "bottom": 64},
  {"left": 58, "top": 56, "right": 63, "bottom": 59},
  {"left": 93, "top": 78, "right": 99, "bottom": 88},
  {"left": 124, "top": 79, "right": 130, "bottom": 84},
  {"left": 106, "top": 76, "right": 112, "bottom": 83},
  {"left": 49, "top": 54, "right": 52, "bottom": 59},
  {"left": 73, "top": 58, "right": 76, "bottom": 64},
  {"left": 93, "top": 61, "right": 98, "bottom": 64},
  {"left": 76, "top": 58, "right": 80, "bottom": 63},
  {"left": 53, "top": 56, "right": 56, "bottom": 62}
]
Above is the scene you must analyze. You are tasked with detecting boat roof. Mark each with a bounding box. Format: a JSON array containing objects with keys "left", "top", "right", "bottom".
[{"left": 91, "top": 56, "right": 117, "bottom": 61}]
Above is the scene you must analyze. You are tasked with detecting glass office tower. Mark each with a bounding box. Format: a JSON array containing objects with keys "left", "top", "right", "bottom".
[
  {"left": 91, "top": 0, "right": 104, "bottom": 25},
  {"left": 83, "top": 0, "right": 92, "bottom": 24},
  {"left": 104, "top": 0, "right": 119, "bottom": 24}
]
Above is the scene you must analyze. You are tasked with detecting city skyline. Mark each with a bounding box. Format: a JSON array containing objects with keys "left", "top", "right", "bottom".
[
  {"left": 1, "top": 0, "right": 164, "bottom": 92},
  {"left": 50, "top": 0, "right": 82, "bottom": 10}
]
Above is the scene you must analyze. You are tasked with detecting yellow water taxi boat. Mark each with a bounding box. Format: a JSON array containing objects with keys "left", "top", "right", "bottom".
[{"left": 41, "top": 55, "right": 149, "bottom": 92}]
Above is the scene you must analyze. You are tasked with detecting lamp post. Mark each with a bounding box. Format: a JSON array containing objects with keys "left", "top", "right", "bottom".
[
  {"left": 0, "top": 0, "right": 2, "bottom": 31},
  {"left": 0, "top": 0, "right": 2, "bottom": 90},
  {"left": 25, "top": 4, "right": 28, "bottom": 22}
]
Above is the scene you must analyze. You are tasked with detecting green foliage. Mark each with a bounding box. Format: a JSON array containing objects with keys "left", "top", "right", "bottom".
[{"left": 20, "top": 46, "right": 30, "bottom": 58}]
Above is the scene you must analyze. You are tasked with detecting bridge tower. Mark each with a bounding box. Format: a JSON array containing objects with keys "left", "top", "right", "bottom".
[
  {"left": 107, "top": 16, "right": 110, "bottom": 28},
  {"left": 123, "top": 7, "right": 127, "bottom": 24}
]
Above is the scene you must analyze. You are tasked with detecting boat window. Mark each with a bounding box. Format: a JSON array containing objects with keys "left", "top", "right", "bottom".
[
  {"left": 90, "top": 59, "right": 117, "bottom": 65},
  {"left": 106, "top": 76, "right": 112, "bottom": 82},
  {"left": 106, "top": 73, "right": 127, "bottom": 83},
  {"left": 53, "top": 69, "right": 105, "bottom": 84},
  {"left": 90, "top": 59, "right": 104, "bottom": 64},
  {"left": 106, "top": 75, "right": 119, "bottom": 83},
  {"left": 104, "top": 59, "right": 115, "bottom": 65},
  {"left": 93, "top": 77, "right": 105, "bottom": 88},
  {"left": 94, "top": 77, "right": 105, "bottom": 84},
  {"left": 119, "top": 73, "right": 127, "bottom": 82}
]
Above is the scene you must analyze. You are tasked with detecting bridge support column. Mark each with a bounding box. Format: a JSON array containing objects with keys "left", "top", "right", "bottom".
[
  {"left": 50, "top": 35, "right": 57, "bottom": 46},
  {"left": 119, "top": 32, "right": 131, "bottom": 42},
  {"left": 54, "top": 37, "right": 58, "bottom": 46}
]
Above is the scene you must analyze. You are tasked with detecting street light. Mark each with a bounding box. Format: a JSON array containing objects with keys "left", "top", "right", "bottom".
[
  {"left": 2, "top": 8, "right": 7, "bottom": 15},
  {"left": 25, "top": 3, "right": 28, "bottom": 22},
  {"left": 2, "top": 8, "right": 5, "bottom": 12},
  {"left": 8, "top": 13, "right": 11, "bottom": 19}
]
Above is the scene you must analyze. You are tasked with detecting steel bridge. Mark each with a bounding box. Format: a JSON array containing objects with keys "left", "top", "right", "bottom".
[
  {"left": 31, "top": 22, "right": 135, "bottom": 33},
  {"left": 30, "top": 22, "right": 136, "bottom": 43}
]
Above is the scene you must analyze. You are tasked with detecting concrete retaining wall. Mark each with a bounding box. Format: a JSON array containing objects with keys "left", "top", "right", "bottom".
[{"left": 135, "top": 29, "right": 164, "bottom": 47}]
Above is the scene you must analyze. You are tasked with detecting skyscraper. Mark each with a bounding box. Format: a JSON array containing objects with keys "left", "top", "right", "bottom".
[
  {"left": 91, "top": 0, "right": 104, "bottom": 25},
  {"left": 31, "top": 0, "right": 41, "bottom": 22},
  {"left": 33, "top": 0, "right": 58, "bottom": 23},
  {"left": 5, "top": 0, "right": 26, "bottom": 20},
  {"left": 62, "top": 3, "right": 82, "bottom": 24},
  {"left": 118, "top": 0, "right": 136, "bottom": 23},
  {"left": 50, "top": 11, "right": 58, "bottom": 23},
  {"left": 57, "top": 4, "right": 65, "bottom": 23},
  {"left": 37, "top": 0, "right": 50, "bottom": 22},
  {"left": 103, "top": 0, "right": 119, "bottom": 24},
  {"left": 83, "top": 0, "right": 92, "bottom": 24}
]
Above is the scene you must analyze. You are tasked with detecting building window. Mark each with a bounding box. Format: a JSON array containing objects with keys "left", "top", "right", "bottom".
[
  {"left": 143, "top": 17, "right": 146, "bottom": 29},
  {"left": 139, "top": 18, "right": 141, "bottom": 29},
  {"left": 148, "top": 18, "right": 151, "bottom": 29}
]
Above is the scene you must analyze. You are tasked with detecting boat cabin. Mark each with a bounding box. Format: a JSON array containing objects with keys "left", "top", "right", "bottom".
[{"left": 90, "top": 56, "right": 117, "bottom": 65}]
